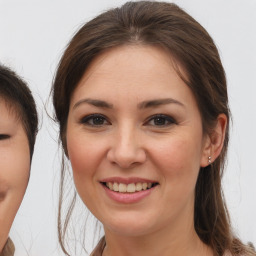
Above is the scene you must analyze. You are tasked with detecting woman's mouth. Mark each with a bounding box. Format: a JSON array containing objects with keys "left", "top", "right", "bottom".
[
  {"left": 102, "top": 182, "right": 158, "bottom": 193},
  {"left": 100, "top": 179, "right": 159, "bottom": 203}
]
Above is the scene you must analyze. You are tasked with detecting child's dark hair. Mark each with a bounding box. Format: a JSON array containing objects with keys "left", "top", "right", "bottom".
[{"left": 0, "top": 64, "right": 38, "bottom": 159}]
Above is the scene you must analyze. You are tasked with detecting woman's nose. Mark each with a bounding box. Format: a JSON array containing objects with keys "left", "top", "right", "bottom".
[{"left": 106, "top": 126, "right": 146, "bottom": 169}]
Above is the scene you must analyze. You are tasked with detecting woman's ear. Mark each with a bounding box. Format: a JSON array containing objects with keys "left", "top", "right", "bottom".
[{"left": 200, "top": 113, "right": 227, "bottom": 167}]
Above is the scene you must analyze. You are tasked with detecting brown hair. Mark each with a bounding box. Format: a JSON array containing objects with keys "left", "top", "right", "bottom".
[
  {"left": 0, "top": 64, "right": 38, "bottom": 159},
  {"left": 52, "top": 1, "right": 255, "bottom": 255}
]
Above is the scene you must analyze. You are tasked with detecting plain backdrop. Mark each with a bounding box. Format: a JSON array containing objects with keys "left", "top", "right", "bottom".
[{"left": 0, "top": 0, "right": 255, "bottom": 255}]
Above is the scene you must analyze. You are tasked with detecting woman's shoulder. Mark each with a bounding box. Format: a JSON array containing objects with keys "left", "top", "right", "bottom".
[
  {"left": 222, "top": 251, "right": 232, "bottom": 256},
  {"left": 90, "top": 236, "right": 106, "bottom": 256},
  {"left": 224, "top": 250, "right": 256, "bottom": 256},
  {"left": 0, "top": 238, "right": 15, "bottom": 256}
]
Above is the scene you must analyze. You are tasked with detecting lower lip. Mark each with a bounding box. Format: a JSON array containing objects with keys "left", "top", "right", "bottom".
[{"left": 102, "top": 184, "right": 156, "bottom": 204}]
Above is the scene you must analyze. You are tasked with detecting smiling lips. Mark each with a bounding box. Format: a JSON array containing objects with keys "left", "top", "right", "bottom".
[
  {"left": 105, "top": 182, "right": 154, "bottom": 193},
  {"left": 100, "top": 178, "right": 159, "bottom": 203},
  {"left": 101, "top": 177, "right": 159, "bottom": 194},
  {"left": 101, "top": 179, "right": 158, "bottom": 203}
]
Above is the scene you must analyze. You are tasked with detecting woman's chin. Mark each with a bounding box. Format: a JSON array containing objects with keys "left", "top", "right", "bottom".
[{"left": 102, "top": 216, "right": 156, "bottom": 237}]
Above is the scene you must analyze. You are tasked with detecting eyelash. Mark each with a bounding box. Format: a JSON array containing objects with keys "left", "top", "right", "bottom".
[
  {"left": 144, "top": 114, "right": 176, "bottom": 127},
  {"left": 0, "top": 134, "right": 10, "bottom": 140},
  {"left": 80, "top": 114, "right": 176, "bottom": 127},
  {"left": 80, "top": 114, "right": 110, "bottom": 126}
]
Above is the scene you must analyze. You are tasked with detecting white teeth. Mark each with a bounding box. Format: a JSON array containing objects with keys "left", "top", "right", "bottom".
[
  {"left": 127, "top": 183, "right": 136, "bottom": 193},
  {"left": 142, "top": 183, "right": 147, "bottom": 190},
  {"left": 136, "top": 183, "right": 142, "bottom": 191},
  {"left": 113, "top": 182, "right": 119, "bottom": 192},
  {"left": 107, "top": 182, "right": 113, "bottom": 190},
  {"left": 105, "top": 181, "right": 156, "bottom": 193},
  {"left": 119, "top": 183, "right": 127, "bottom": 193}
]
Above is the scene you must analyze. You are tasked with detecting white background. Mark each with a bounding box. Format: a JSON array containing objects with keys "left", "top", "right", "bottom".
[{"left": 0, "top": 0, "right": 255, "bottom": 255}]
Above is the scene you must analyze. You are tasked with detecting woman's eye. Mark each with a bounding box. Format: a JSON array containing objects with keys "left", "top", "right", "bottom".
[
  {"left": 0, "top": 134, "right": 10, "bottom": 140},
  {"left": 80, "top": 114, "right": 110, "bottom": 126},
  {"left": 145, "top": 114, "right": 176, "bottom": 127}
]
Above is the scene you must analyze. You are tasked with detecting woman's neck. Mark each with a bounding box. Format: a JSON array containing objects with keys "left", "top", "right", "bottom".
[{"left": 102, "top": 222, "right": 213, "bottom": 256}]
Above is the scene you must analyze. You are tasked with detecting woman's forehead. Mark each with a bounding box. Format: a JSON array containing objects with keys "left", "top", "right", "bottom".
[{"left": 76, "top": 45, "right": 187, "bottom": 92}]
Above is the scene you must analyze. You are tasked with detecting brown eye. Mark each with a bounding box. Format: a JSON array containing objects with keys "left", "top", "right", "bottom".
[
  {"left": 80, "top": 114, "right": 110, "bottom": 126},
  {"left": 145, "top": 114, "right": 176, "bottom": 127}
]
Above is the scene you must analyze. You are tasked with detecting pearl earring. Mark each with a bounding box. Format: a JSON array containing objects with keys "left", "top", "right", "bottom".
[{"left": 208, "top": 156, "right": 212, "bottom": 164}]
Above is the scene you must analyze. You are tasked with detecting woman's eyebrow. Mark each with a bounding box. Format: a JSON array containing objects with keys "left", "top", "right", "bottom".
[
  {"left": 73, "top": 98, "right": 113, "bottom": 109},
  {"left": 73, "top": 98, "right": 184, "bottom": 110},
  {"left": 138, "top": 98, "right": 185, "bottom": 109}
]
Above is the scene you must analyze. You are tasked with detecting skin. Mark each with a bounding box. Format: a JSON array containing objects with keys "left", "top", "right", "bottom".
[
  {"left": 66, "top": 45, "right": 226, "bottom": 256},
  {"left": 0, "top": 100, "right": 30, "bottom": 252}
]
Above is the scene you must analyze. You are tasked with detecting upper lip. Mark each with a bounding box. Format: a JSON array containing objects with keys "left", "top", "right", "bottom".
[{"left": 100, "top": 177, "right": 158, "bottom": 184}]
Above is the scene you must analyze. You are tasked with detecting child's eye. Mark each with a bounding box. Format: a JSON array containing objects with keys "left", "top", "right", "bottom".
[
  {"left": 0, "top": 134, "right": 10, "bottom": 140},
  {"left": 145, "top": 114, "right": 176, "bottom": 127},
  {"left": 80, "top": 114, "right": 110, "bottom": 126}
]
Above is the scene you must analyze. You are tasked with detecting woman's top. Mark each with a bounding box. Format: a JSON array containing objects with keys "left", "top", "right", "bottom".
[
  {"left": 90, "top": 237, "right": 106, "bottom": 256},
  {"left": 90, "top": 236, "right": 235, "bottom": 256},
  {"left": 0, "top": 238, "right": 15, "bottom": 256}
]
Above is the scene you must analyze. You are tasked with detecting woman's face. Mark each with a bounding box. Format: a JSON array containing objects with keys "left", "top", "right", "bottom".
[
  {"left": 0, "top": 100, "right": 30, "bottom": 251},
  {"left": 66, "top": 45, "right": 211, "bottom": 237}
]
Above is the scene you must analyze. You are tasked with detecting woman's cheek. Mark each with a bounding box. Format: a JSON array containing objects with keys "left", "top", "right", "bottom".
[
  {"left": 152, "top": 136, "right": 201, "bottom": 180},
  {"left": 68, "top": 135, "right": 101, "bottom": 177}
]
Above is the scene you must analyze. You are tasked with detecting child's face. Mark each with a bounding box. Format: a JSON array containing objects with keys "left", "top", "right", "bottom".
[{"left": 0, "top": 100, "right": 30, "bottom": 251}]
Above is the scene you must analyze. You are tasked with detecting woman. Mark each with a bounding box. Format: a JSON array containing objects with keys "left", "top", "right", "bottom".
[
  {"left": 52, "top": 1, "right": 255, "bottom": 255},
  {"left": 0, "top": 65, "right": 38, "bottom": 256}
]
